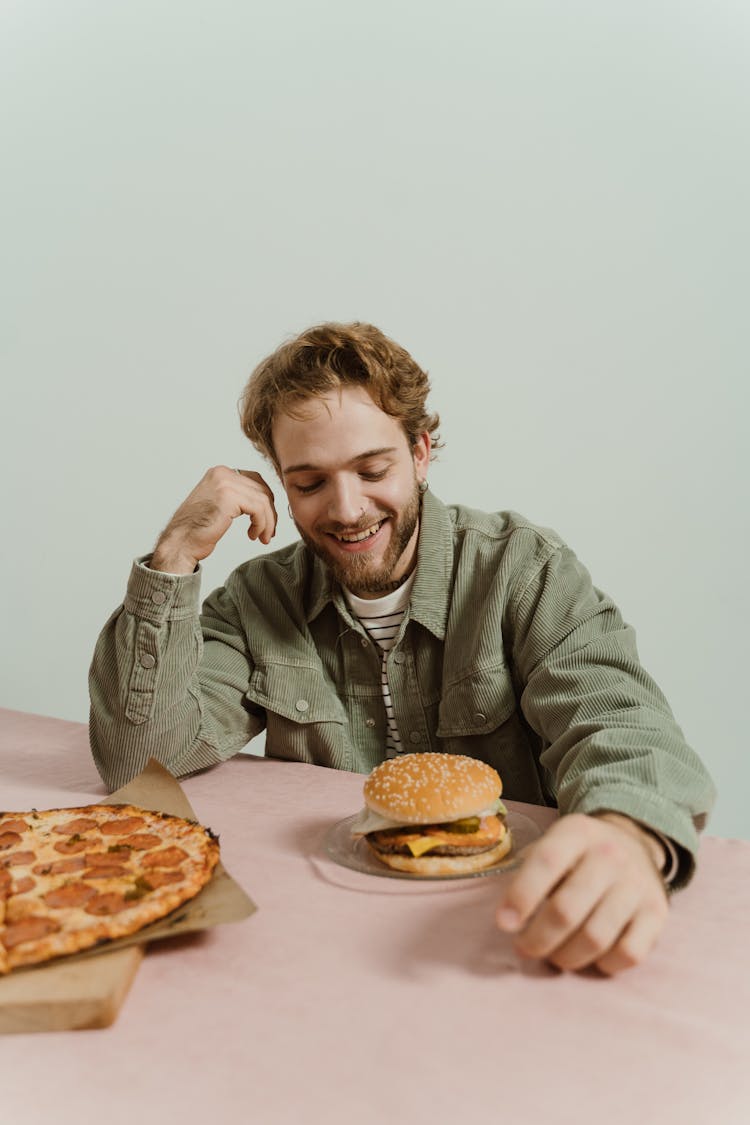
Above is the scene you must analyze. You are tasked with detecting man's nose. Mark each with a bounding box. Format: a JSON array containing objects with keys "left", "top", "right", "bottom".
[{"left": 327, "top": 477, "right": 365, "bottom": 526}]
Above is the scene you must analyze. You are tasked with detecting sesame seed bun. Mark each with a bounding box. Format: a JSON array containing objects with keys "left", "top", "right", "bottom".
[{"left": 363, "top": 753, "right": 502, "bottom": 825}]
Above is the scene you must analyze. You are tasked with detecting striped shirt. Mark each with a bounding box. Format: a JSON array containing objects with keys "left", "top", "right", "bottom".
[{"left": 344, "top": 576, "right": 415, "bottom": 757}]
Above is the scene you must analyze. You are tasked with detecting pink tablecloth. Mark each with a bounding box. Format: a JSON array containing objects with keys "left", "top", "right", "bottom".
[{"left": 1, "top": 707, "right": 748, "bottom": 1125}]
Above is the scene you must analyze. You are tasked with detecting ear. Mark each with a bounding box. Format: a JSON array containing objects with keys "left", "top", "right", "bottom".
[{"left": 412, "top": 432, "right": 431, "bottom": 482}]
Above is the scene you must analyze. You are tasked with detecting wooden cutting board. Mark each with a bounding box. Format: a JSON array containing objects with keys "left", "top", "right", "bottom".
[{"left": 0, "top": 945, "right": 144, "bottom": 1034}]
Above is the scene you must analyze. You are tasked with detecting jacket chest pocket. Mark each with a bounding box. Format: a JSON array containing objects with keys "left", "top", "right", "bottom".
[
  {"left": 245, "top": 662, "right": 350, "bottom": 768},
  {"left": 435, "top": 665, "right": 546, "bottom": 803},
  {"left": 437, "top": 665, "right": 517, "bottom": 738}
]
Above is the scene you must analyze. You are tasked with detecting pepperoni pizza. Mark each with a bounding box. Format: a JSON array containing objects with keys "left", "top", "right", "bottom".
[{"left": 0, "top": 803, "right": 220, "bottom": 973}]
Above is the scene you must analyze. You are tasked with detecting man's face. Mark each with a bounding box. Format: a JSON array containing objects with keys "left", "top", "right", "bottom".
[{"left": 273, "top": 387, "right": 430, "bottom": 598}]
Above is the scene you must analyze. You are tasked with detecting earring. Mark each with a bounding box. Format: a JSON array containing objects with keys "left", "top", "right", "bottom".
[
  {"left": 418, "top": 479, "right": 428, "bottom": 494},
  {"left": 287, "top": 504, "right": 294, "bottom": 519}
]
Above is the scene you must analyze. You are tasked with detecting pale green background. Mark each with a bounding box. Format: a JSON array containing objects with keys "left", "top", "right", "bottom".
[{"left": 2, "top": 2, "right": 747, "bottom": 837}]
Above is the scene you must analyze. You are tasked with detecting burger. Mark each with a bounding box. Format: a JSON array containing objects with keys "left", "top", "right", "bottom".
[{"left": 350, "top": 753, "right": 511, "bottom": 875}]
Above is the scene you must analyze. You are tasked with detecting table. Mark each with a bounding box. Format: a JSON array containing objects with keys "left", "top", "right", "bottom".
[{"left": 1, "top": 707, "right": 748, "bottom": 1125}]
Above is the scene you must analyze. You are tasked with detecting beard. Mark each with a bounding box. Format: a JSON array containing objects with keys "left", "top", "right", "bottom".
[{"left": 296, "top": 479, "right": 421, "bottom": 597}]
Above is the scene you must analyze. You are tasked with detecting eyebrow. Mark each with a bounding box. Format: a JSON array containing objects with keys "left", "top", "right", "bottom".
[{"left": 282, "top": 446, "right": 399, "bottom": 476}]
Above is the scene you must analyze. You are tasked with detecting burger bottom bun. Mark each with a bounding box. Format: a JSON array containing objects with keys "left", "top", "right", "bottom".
[{"left": 366, "top": 828, "right": 513, "bottom": 876}]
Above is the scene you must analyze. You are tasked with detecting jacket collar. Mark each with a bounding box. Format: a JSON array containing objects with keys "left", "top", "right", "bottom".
[{"left": 305, "top": 488, "right": 454, "bottom": 640}]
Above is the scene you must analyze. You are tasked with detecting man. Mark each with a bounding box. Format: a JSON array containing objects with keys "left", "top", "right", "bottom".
[{"left": 90, "top": 321, "right": 715, "bottom": 975}]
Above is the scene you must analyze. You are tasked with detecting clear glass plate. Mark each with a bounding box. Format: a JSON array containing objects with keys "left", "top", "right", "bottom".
[{"left": 323, "top": 811, "right": 542, "bottom": 881}]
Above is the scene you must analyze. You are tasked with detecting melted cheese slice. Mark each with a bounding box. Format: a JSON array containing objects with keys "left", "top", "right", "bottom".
[
  {"left": 349, "top": 798, "right": 507, "bottom": 838},
  {"left": 406, "top": 836, "right": 444, "bottom": 857}
]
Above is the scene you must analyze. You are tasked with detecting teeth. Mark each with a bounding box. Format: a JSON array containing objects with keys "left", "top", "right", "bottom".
[{"left": 335, "top": 520, "right": 383, "bottom": 543}]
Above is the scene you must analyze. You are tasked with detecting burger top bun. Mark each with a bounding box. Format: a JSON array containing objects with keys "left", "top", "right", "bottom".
[{"left": 363, "top": 753, "right": 502, "bottom": 825}]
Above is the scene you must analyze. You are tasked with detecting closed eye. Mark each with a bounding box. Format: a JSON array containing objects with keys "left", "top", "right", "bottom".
[
  {"left": 359, "top": 469, "right": 388, "bottom": 481},
  {"left": 295, "top": 468, "right": 388, "bottom": 493},
  {"left": 295, "top": 481, "right": 323, "bottom": 495}
]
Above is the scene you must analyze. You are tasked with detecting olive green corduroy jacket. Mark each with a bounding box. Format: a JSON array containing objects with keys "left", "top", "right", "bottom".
[{"left": 89, "top": 491, "right": 715, "bottom": 887}]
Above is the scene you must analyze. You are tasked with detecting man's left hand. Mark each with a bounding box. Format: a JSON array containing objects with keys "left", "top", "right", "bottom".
[{"left": 495, "top": 812, "right": 669, "bottom": 975}]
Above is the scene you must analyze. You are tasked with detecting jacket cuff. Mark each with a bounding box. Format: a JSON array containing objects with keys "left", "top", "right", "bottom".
[{"left": 123, "top": 556, "right": 202, "bottom": 623}]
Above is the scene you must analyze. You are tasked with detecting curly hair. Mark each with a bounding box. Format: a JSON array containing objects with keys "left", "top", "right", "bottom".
[{"left": 239, "top": 322, "right": 442, "bottom": 466}]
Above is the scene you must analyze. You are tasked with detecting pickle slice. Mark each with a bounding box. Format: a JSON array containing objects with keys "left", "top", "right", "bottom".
[{"left": 442, "top": 816, "right": 481, "bottom": 834}]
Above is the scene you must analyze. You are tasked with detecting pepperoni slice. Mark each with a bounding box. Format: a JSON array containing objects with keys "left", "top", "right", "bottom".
[
  {"left": 2, "top": 850, "right": 37, "bottom": 868},
  {"left": 12, "top": 876, "right": 36, "bottom": 895},
  {"left": 140, "top": 868, "right": 184, "bottom": 888},
  {"left": 0, "top": 832, "right": 23, "bottom": 851},
  {"left": 82, "top": 865, "right": 130, "bottom": 879},
  {"left": 142, "top": 846, "right": 188, "bottom": 869},
  {"left": 53, "top": 838, "right": 90, "bottom": 855},
  {"left": 51, "top": 818, "right": 98, "bottom": 835},
  {"left": 100, "top": 817, "right": 146, "bottom": 836},
  {"left": 0, "top": 819, "right": 30, "bottom": 834},
  {"left": 84, "top": 893, "right": 130, "bottom": 916},
  {"left": 2, "top": 915, "right": 60, "bottom": 950},
  {"left": 98, "top": 844, "right": 132, "bottom": 858},
  {"left": 120, "top": 833, "right": 161, "bottom": 851},
  {"left": 85, "top": 850, "right": 128, "bottom": 866},
  {"left": 43, "top": 883, "right": 97, "bottom": 909},
  {"left": 32, "top": 856, "right": 86, "bottom": 876}
]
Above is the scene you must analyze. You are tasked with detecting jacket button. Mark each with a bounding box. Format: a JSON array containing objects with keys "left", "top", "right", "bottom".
[
  {"left": 474, "top": 712, "right": 487, "bottom": 724},
  {"left": 365, "top": 718, "right": 375, "bottom": 728},
  {"left": 295, "top": 699, "right": 309, "bottom": 712},
  {"left": 140, "top": 654, "right": 156, "bottom": 669},
  {"left": 360, "top": 638, "right": 369, "bottom": 648},
  {"left": 393, "top": 652, "right": 406, "bottom": 664},
  {"left": 151, "top": 591, "right": 167, "bottom": 605},
  {"left": 409, "top": 731, "right": 421, "bottom": 743}
]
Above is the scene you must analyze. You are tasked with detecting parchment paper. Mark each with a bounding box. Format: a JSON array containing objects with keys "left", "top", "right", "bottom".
[{"left": 11, "top": 758, "right": 257, "bottom": 970}]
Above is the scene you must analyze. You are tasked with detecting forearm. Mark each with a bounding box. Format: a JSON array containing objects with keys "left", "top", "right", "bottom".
[
  {"left": 150, "top": 533, "right": 201, "bottom": 576},
  {"left": 532, "top": 689, "right": 710, "bottom": 888},
  {"left": 89, "top": 560, "right": 260, "bottom": 789},
  {"left": 512, "top": 546, "right": 716, "bottom": 888}
]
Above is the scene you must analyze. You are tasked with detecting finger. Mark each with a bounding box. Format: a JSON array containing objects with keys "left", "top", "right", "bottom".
[
  {"left": 234, "top": 469, "right": 277, "bottom": 502},
  {"left": 246, "top": 511, "right": 271, "bottom": 542},
  {"left": 511, "top": 849, "right": 616, "bottom": 960},
  {"left": 594, "top": 897, "right": 669, "bottom": 976},
  {"left": 229, "top": 486, "right": 276, "bottom": 544},
  {"left": 543, "top": 882, "right": 641, "bottom": 972},
  {"left": 233, "top": 473, "right": 278, "bottom": 543},
  {"left": 496, "top": 815, "right": 592, "bottom": 932},
  {"left": 244, "top": 502, "right": 277, "bottom": 544},
  {"left": 260, "top": 495, "right": 278, "bottom": 542}
]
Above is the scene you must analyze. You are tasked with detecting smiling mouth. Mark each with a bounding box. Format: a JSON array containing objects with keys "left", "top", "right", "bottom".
[{"left": 330, "top": 519, "right": 386, "bottom": 544}]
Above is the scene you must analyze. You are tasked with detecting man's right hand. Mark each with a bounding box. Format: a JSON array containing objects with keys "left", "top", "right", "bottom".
[{"left": 150, "top": 466, "right": 278, "bottom": 574}]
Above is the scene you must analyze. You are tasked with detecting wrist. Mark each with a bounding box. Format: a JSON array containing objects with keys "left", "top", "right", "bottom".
[
  {"left": 150, "top": 536, "right": 198, "bottom": 575},
  {"left": 594, "top": 812, "right": 667, "bottom": 874}
]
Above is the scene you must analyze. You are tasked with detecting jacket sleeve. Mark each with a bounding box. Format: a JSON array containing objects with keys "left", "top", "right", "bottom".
[
  {"left": 89, "top": 559, "right": 265, "bottom": 790},
  {"left": 509, "top": 542, "right": 716, "bottom": 889}
]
